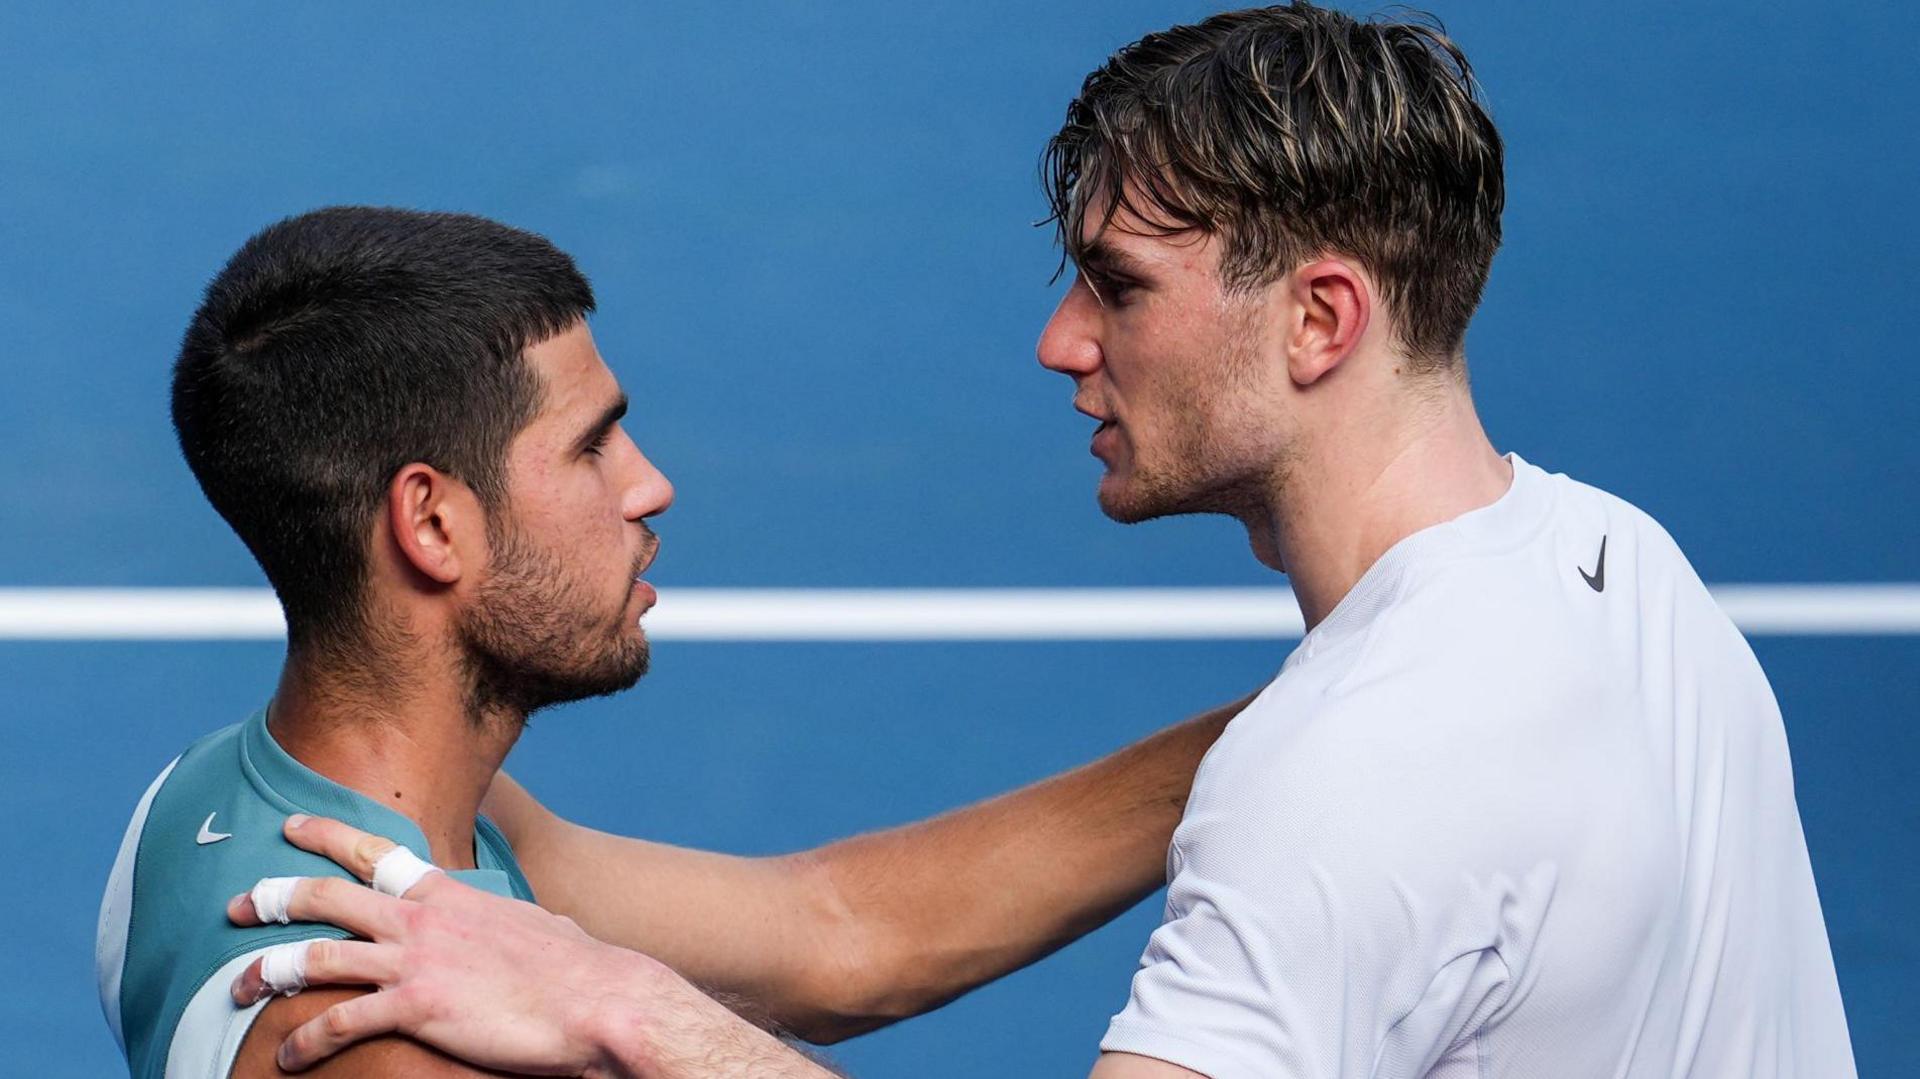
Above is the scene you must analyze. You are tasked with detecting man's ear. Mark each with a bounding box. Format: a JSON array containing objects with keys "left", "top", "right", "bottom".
[
  {"left": 1282, "top": 257, "right": 1372, "bottom": 387},
  {"left": 385, "top": 464, "right": 480, "bottom": 586}
]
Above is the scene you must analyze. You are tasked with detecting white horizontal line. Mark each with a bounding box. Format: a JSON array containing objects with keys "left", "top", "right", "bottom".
[
  {"left": 1704, "top": 584, "right": 1920, "bottom": 635},
  {"left": 0, "top": 586, "right": 1917, "bottom": 641}
]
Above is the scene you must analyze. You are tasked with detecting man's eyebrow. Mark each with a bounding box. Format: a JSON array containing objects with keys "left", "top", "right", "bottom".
[
  {"left": 572, "top": 394, "right": 628, "bottom": 453},
  {"left": 1077, "top": 240, "right": 1153, "bottom": 279}
]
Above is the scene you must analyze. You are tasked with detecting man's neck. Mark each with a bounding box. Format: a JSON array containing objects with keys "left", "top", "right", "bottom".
[
  {"left": 266, "top": 649, "right": 522, "bottom": 870},
  {"left": 1248, "top": 375, "right": 1513, "bottom": 632}
]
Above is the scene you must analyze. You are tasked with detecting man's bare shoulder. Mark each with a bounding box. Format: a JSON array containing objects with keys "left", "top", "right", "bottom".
[
  {"left": 1089, "top": 1051, "right": 1208, "bottom": 1079},
  {"left": 231, "top": 988, "right": 517, "bottom": 1078}
]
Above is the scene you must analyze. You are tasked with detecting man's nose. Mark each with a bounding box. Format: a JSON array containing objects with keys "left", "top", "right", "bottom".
[
  {"left": 1037, "top": 276, "right": 1103, "bottom": 378},
  {"left": 620, "top": 439, "right": 674, "bottom": 522}
]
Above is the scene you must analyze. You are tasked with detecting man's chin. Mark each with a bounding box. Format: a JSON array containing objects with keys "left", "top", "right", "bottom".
[
  {"left": 597, "top": 638, "right": 651, "bottom": 694},
  {"left": 525, "top": 649, "right": 649, "bottom": 714},
  {"left": 1097, "top": 476, "right": 1171, "bottom": 524},
  {"left": 1098, "top": 469, "right": 1233, "bottom": 525}
]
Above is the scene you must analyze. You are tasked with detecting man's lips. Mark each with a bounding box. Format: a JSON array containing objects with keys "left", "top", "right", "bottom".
[
  {"left": 1091, "top": 419, "right": 1119, "bottom": 458},
  {"left": 1073, "top": 399, "right": 1119, "bottom": 459},
  {"left": 629, "top": 538, "right": 661, "bottom": 610},
  {"left": 631, "top": 578, "right": 658, "bottom": 609}
]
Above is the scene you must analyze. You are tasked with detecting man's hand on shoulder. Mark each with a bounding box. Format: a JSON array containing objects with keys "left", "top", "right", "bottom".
[
  {"left": 226, "top": 815, "right": 838, "bottom": 1079},
  {"left": 233, "top": 987, "right": 512, "bottom": 1077}
]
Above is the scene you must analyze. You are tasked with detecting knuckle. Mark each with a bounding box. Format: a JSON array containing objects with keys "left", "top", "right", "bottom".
[
  {"left": 351, "top": 834, "right": 393, "bottom": 870},
  {"left": 393, "top": 983, "right": 434, "bottom": 1021},
  {"left": 398, "top": 903, "right": 428, "bottom": 934},
  {"left": 405, "top": 987, "right": 438, "bottom": 1022},
  {"left": 321, "top": 1003, "right": 355, "bottom": 1040},
  {"left": 304, "top": 938, "right": 335, "bottom": 971}
]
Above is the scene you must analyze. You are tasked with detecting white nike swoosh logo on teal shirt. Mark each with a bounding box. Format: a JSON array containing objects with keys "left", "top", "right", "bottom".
[{"left": 195, "top": 812, "right": 232, "bottom": 845}]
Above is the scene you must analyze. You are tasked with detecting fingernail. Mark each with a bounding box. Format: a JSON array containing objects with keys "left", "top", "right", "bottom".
[
  {"left": 277, "top": 1043, "right": 294, "bottom": 1069},
  {"left": 286, "top": 813, "right": 310, "bottom": 830},
  {"left": 227, "top": 893, "right": 247, "bottom": 917}
]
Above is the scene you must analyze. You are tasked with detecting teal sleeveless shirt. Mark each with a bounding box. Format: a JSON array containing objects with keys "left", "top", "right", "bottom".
[{"left": 96, "top": 707, "right": 535, "bottom": 1078}]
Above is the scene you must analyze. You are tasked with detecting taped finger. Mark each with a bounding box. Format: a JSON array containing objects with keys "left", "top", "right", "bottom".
[
  {"left": 258, "top": 940, "right": 313, "bottom": 997},
  {"left": 369, "top": 844, "right": 440, "bottom": 898},
  {"left": 281, "top": 815, "right": 401, "bottom": 882},
  {"left": 249, "top": 876, "right": 303, "bottom": 925}
]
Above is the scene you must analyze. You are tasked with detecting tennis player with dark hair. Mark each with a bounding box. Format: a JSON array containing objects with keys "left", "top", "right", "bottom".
[
  {"left": 98, "top": 205, "right": 1248, "bottom": 1077},
  {"left": 190, "top": 3, "right": 1853, "bottom": 1076}
]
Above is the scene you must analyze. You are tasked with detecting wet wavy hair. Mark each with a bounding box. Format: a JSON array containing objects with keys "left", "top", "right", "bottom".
[{"left": 1044, "top": 2, "right": 1504, "bottom": 368}]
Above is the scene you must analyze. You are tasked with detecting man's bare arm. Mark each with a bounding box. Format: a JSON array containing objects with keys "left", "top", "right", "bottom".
[
  {"left": 223, "top": 860, "right": 1205, "bottom": 1079},
  {"left": 1087, "top": 1052, "right": 1208, "bottom": 1079},
  {"left": 485, "top": 694, "right": 1250, "bottom": 1042}
]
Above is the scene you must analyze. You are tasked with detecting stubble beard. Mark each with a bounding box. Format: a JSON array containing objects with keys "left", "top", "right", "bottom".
[
  {"left": 1097, "top": 311, "right": 1281, "bottom": 527},
  {"left": 1099, "top": 451, "right": 1273, "bottom": 525},
  {"left": 455, "top": 521, "right": 650, "bottom": 723}
]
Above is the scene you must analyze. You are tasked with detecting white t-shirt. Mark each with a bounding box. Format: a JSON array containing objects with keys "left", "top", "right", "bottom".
[{"left": 1101, "top": 455, "right": 1854, "bottom": 1078}]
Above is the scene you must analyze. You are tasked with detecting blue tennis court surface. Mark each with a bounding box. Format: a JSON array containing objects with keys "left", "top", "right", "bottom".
[{"left": 3, "top": 3, "right": 1915, "bottom": 1074}]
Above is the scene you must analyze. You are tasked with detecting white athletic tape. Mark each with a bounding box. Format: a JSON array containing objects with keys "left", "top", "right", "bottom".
[
  {"left": 370, "top": 844, "right": 440, "bottom": 898},
  {"left": 249, "top": 877, "right": 303, "bottom": 925},
  {"left": 258, "top": 940, "right": 312, "bottom": 997}
]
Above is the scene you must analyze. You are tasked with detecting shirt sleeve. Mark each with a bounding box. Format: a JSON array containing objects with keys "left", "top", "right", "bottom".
[{"left": 1100, "top": 694, "right": 1551, "bottom": 1079}]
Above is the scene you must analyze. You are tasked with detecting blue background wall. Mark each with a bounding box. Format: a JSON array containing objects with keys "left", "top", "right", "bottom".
[{"left": 2, "top": 2, "right": 1913, "bottom": 1074}]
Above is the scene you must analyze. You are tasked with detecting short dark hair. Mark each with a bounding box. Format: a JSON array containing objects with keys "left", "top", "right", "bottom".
[
  {"left": 172, "top": 207, "right": 594, "bottom": 654},
  {"left": 1043, "top": 2, "right": 1504, "bottom": 367}
]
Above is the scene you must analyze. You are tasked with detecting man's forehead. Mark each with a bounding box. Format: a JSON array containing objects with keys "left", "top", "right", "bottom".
[
  {"left": 524, "top": 324, "right": 622, "bottom": 423},
  {"left": 1073, "top": 181, "right": 1204, "bottom": 267}
]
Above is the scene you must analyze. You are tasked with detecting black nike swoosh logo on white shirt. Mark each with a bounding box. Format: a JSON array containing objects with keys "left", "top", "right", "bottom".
[{"left": 1580, "top": 535, "right": 1607, "bottom": 593}]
